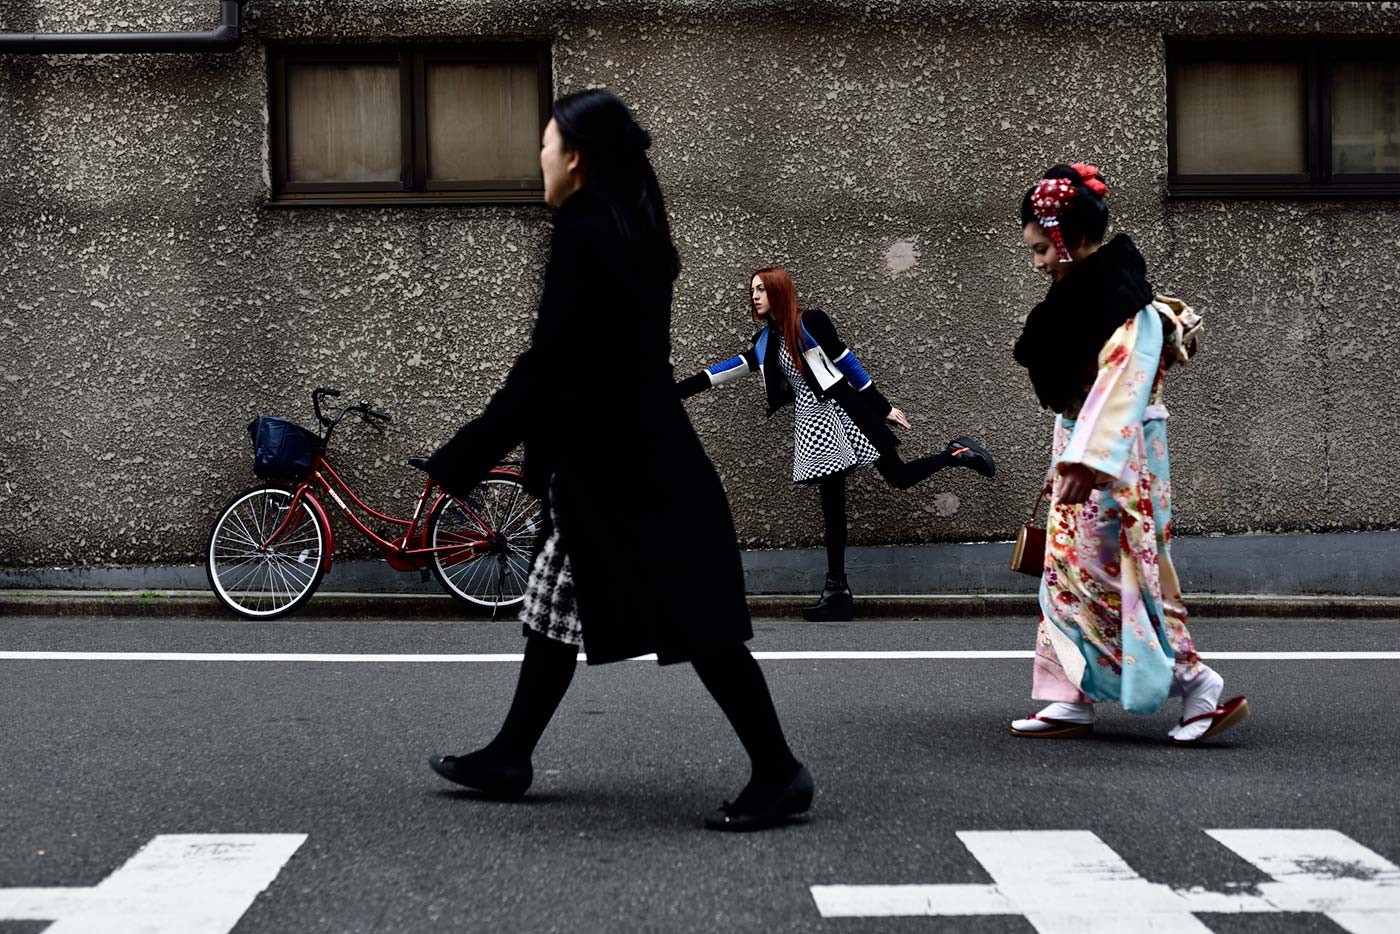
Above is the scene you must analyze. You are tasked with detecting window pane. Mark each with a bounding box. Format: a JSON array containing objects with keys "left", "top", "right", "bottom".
[
  {"left": 287, "top": 63, "right": 401, "bottom": 183},
  {"left": 1173, "top": 61, "right": 1305, "bottom": 175},
  {"left": 1332, "top": 61, "right": 1400, "bottom": 174},
  {"left": 426, "top": 62, "right": 542, "bottom": 184}
]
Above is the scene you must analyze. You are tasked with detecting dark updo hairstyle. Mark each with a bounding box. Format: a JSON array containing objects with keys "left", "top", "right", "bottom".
[
  {"left": 1019, "top": 163, "right": 1110, "bottom": 248},
  {"left": 552, "top": 88, "right": 681, "bottom": 281}
]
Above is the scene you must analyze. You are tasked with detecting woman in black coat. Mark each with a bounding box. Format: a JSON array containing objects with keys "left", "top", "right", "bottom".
[{"left": 424, "top": 89, "right": 812, "bottom": 831}]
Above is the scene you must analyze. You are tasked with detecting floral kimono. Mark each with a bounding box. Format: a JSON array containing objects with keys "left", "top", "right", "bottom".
[{"left": 1031, "top": 302, "right": 1205, "bottom": 714}]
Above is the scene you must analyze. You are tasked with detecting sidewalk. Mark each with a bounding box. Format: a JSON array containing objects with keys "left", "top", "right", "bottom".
[{"left": 6, "top": 531, "right": 1400, "bottom": 620}]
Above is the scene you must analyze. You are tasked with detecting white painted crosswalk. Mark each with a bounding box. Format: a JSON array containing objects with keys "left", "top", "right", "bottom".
[
  {"left": 3, "top": 829, "right": 1396, "bottom": 930},
  {"left": 0, "top": 834, "right": 305, "bottom": 934},
  {"left": 812, "top": 829, "right": 1400, "bottom": 932}
]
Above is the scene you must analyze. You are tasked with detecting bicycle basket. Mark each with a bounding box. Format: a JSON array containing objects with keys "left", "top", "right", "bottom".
[{"left": 247, "top": 416, "right": 324, "bottom": 480}]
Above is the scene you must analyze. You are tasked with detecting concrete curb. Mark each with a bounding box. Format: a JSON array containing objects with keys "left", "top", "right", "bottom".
[
  {"left": 5, "top": 590, "right": 1400, "bottom": 620},
  {"left": 8, "top": 532, "right": 1400, "bottom": 599}
]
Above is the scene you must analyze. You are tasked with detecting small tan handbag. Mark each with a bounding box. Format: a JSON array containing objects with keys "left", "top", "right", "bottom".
[{"left": 1010, "top": 491, "right": 1048, "bottom": 577}]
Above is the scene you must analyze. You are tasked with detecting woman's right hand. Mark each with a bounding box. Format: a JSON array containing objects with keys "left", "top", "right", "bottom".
[
  {"left": 1054, "top": 463, "right": 1097, "bottom": 505},
  {"left": 1042, "top": 466, "right": 1056, "bottom": 496}
]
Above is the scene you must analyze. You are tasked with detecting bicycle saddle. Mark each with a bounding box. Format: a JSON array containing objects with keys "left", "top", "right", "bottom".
[{"left": 407, "top": 456, "right": 432, "bottom": 472}]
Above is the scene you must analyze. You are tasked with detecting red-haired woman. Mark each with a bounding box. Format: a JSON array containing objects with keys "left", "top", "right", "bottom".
[{"left": 679, "top": 268, "right": 995, "bottom": 620}]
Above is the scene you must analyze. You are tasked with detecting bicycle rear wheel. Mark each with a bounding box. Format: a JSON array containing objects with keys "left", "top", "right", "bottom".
[
  {"left": 427, "top": 474, "right": 540, "bottom": 609},
  {"left": 206, "top": 484, "right": 327, "bottom": 620}
]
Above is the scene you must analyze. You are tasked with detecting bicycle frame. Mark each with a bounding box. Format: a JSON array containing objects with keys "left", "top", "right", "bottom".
[{"left": 258, "top": 454, "right": 522, "bottom": 572}]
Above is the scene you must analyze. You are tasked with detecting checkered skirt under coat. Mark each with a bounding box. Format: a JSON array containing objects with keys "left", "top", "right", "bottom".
[{"left": 518, "top": 479, "right": 583, "bottom": 646}]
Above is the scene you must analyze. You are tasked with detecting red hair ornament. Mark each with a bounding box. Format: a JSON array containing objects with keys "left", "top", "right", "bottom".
[
  {"left": 1070, "top": 162, "right": 1109, "bottom": 198},
  {"left": 1031, "top": 177, "right": 1076, "bottom": 263}
]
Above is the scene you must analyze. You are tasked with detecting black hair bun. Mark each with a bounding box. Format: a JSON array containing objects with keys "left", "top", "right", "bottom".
[{"left": 623, "top": 121, "right": 652, "bottom": 152}]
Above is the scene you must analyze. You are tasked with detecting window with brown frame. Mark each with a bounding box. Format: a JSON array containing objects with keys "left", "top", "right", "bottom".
[
  {"left": 1168, "top": 39, "right": 1400, "bottom": 197},
  {"left": 269, "top": 43, "right": 552, "bottom": 206}
]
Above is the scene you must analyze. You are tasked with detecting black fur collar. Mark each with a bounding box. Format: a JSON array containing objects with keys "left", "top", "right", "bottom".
[{"left": 1013, "top": 235, "right": 1155, "bottom": 414}]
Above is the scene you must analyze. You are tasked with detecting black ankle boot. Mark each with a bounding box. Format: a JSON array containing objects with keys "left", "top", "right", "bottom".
[{"left": 802, "top": 574, "right": 854, "bottom": 622}]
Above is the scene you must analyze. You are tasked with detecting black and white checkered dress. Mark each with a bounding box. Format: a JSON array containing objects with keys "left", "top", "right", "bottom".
[{"left": 778, "top": 345, "right": 880, "bottom": 483}]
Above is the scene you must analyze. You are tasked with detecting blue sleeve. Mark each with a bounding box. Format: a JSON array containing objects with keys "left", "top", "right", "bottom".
[
  {"left": 705, "top": 354, "right": 753, "bottom": 386},
  {"left": 831, "top": 348, "right": 873, "bottom": 391},
  {"left": 679, "top": 342, "right": 759, "bottom": 399}
]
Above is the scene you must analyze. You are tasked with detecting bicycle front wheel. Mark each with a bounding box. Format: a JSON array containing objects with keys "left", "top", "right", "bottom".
[
  {"left": 427, "top": 474, "right": 540, "bottom": 609},
  {"left": 206, "top": 485, "right": 327, "bottom": 620}
]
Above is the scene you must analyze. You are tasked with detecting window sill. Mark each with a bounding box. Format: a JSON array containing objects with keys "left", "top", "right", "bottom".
[
  {"left": 267, "top": 192, "right": 548, "bottom": 208},
  {"left": 1169, "top": 184, "right": 1400, "bottom": 199}
]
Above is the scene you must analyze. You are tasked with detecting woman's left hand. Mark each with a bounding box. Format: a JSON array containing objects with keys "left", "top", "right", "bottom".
[
  {"left": 1054, "top": 462, "right": 1098, "bottom": 505},
  {"left": 886, "top": 407, "right": 911, "bottom": 430}
]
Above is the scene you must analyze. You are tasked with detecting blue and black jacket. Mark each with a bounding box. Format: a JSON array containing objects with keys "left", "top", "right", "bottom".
[{"left": 677, "top": 307, "right": 900, "bottom": 454}]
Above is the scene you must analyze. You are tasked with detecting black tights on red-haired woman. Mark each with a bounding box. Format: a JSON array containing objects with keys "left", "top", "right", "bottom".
[{"left": 804, "top": 442, "right": 995, "bottom": 621}]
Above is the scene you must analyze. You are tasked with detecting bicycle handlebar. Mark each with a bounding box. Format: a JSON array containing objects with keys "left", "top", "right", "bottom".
[
  {"left": 360, "top": 403, "right": 392, "bottom": 423},
  {"left": 312, "top": 386, "right": 341, "bottom": 427},
  {"left": 310, "top": 386, "right": 394, "bottom": 439}
]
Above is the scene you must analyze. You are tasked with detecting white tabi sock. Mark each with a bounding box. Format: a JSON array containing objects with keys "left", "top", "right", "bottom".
[
  {"left": 1011, "top": 701, "right": 1096, "bottom": 732},
  {"left": 1168, "top": 666, "right": 1224, "bottom": 742}
]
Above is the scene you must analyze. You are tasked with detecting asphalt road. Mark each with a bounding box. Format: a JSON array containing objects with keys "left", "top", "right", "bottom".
[{"left": 1, "top": 615, "right": 1397, "bottom": 933}]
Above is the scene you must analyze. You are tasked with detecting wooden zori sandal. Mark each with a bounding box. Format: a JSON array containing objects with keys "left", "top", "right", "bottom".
[
  {"left": 1170, "top": 695, "right": 1250, "bottom": 746},
  {"left": 1009, "top": 716, "right": 1094, "bottom": 739}
]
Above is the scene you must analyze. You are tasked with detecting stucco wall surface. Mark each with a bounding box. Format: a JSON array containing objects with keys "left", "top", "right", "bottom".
[{"left": 1, "top": 0, "right": 1398, "bottom": 567}]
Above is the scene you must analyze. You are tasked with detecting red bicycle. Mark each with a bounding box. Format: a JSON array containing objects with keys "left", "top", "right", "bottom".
[{"left": 205, "top": 387, "right": 541, "bottom": 620}]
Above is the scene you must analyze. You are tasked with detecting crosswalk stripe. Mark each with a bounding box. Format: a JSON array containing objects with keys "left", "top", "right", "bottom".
[
  {"left": 0, "top": 650, "right": 1396, "bottom": 662},
  {"left": 0, "top": 834, "right": 305, "bottom": 933},
  {"left": 0, "top": 890, "right": 91, "bottom": 920},
  {"left": 958, "top": 830, "right": 1213, "bottom": 933},
  {"left": 811, "top": 829, "right": 1400, "bottom": 930},
  {"left": 1204, "top": 829, "right": 1400, "bottom": 934}
]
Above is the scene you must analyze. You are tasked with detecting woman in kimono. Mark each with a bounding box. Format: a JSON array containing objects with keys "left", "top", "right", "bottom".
[
  {"left": 425, "top": 90, "right": 812, "bottom": 831},
  {"left": 1009, "top": 163, "right": 1249, "bottom": 744}
]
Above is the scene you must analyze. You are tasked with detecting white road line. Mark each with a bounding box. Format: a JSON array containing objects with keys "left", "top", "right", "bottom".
[
  {"left": 811, "top": 883, "right": 1014, "bottom": 917},
  {"left": 1198, "top": 652, "right": 1400, "bottom": 660},
  {"left": 0, "top": 650, "right": 1396, "bottom": 662},
  {"left": 0, "top": 834, "right": 305, "bottom": 934},
  {"left": 0, "top": 652, "right": 534, "bottom": 662}
]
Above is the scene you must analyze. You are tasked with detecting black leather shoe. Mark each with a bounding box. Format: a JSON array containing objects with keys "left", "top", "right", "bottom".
[
  {"left": 704, "top": 765, "right": 815, "bottom": 832},
  {"left": 946, "top": 435, "right": 996, "bottom": 478},
  {"left": 428, "top": 752, "right": 532, "bottom": 800},
  {"left": 802, "top": 574, "right": 854, "bottom": 622}
]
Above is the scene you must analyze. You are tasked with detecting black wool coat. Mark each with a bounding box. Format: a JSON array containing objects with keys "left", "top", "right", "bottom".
[{"left": 425, "top": 186, "right": 752, "bottom": 665}]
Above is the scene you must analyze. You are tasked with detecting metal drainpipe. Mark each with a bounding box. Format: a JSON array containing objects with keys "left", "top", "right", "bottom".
[{"left": 0, "top": 1, "right": 245, "bottom": 54}]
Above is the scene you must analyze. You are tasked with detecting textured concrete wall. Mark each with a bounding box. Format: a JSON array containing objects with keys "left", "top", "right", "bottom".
[{"left": 1, "top": 0, "right": 1398, "bottom": 568}]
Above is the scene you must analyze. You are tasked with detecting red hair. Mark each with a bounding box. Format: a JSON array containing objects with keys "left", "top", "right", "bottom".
[{"left": 751, "top": 267, "right": 805, "bottom": 372}]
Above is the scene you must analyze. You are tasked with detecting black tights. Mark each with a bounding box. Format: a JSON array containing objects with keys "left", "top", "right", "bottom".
[
  {"left": 817, "top": 450, "right": 956, "bottom": 577},
  {"left": 818, "top": 474, "right": 849, "bottom": 577},
  {"left": 485, "top": 632, "right": 799, "bottom": 785},
  {"left": 484, "top": 631, "right": 580, "bottom": 760}
]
